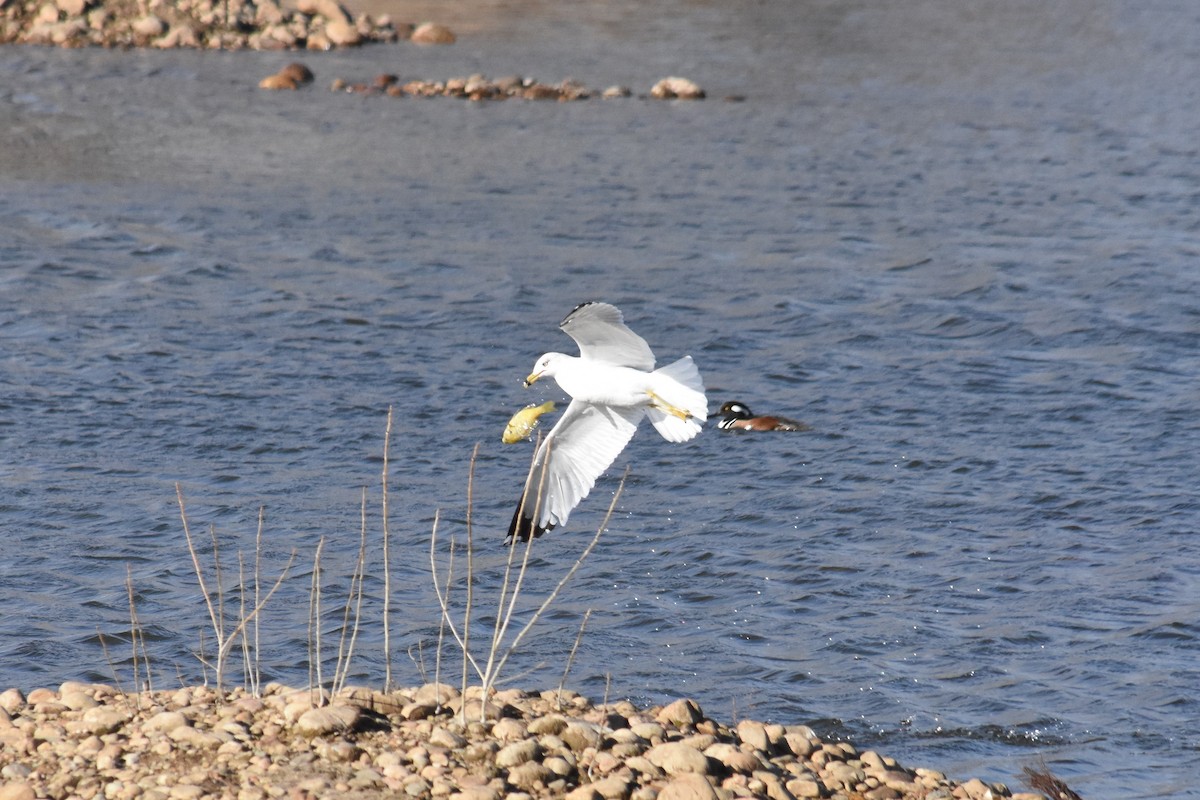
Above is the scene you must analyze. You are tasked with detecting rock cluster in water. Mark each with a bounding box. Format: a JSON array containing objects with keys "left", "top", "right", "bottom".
[
  {"left": 0, "top": 0, "right": 451, "bottom": 49},
  {"left": 257, "top": 62, "right": 710, "bottom": 102},
  {"left": 0, "top": 681, "right": 1046, "bottom": 800}
]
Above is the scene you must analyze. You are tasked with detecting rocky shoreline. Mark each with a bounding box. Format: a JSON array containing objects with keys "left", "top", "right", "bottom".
[
  {"left": 0, "top": 681, "right": 1047, "bottom": 800},
  {"left": 0, "top": 0, "right": 442, "bottom": 50}
]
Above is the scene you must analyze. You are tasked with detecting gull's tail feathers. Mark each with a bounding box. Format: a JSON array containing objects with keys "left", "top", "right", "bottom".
[{"left": 647, "top": 355, "right": 707, "bottom": 443}]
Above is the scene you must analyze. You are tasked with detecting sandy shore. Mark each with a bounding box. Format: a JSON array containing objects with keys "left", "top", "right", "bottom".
[{"left": 0, "top": 681, "right": 1047, "bottom": 800}]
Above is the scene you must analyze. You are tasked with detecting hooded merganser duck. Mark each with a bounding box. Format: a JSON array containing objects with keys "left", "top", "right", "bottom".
[{"left": 717, "top": 400, "right": 810, "bottom": 432}]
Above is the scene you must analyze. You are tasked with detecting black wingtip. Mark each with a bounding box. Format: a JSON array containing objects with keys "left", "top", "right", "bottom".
[
  {"left": 560, "top": 300, "right": 602, "bottom": 327},
  {"left": 506, "top": 503, "right": 554, "bottom": 544}
]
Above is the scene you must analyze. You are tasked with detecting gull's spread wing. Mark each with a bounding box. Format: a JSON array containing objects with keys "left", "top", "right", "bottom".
[
  {"left": 559, "top": 301, "right": 655, "bottom": 370},
  {"left": 507, "top": 399, "right": 643, "bottom": 541}
]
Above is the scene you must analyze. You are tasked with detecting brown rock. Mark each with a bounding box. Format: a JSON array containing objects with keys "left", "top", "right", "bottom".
[
  {"left": 411, "top": 22, "right": 455, "bottom": 44},
  {"left": 259, "top": 73, "right": 298, "bottom": 89},
  {"left": 279, "top": 62, "right": 314, "bottom": 84}
]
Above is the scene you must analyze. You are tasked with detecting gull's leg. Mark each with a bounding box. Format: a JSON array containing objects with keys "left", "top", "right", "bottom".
[{"left": 647, "top": 390, "right": 693, "bottom": 420}]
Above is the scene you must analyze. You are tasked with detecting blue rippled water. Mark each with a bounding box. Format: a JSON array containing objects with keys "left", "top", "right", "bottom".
[{"left": 2, "top": 1, "right": 1200, "bottom": 796}]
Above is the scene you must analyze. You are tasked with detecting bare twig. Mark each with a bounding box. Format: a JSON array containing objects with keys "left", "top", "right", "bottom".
[
  {"left": 557, "top": 608, "right": 592, "bottom": 709},
  {"left": 461, "top": 444, "right": 479, "bottom": 725},
  {"left": 381, "top": 406, "right": 394, "bottom": 692},
  {"left": 308, "top": 536, "right": 326, "bottom": 704},
  {"left": 332, "top": 489, "right": 369, "bottom": 695}
]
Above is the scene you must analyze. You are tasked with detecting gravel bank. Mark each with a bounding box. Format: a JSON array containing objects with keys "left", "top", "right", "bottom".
[{"left": 0, "top": 681, "right": 1047, "bottom": 800}]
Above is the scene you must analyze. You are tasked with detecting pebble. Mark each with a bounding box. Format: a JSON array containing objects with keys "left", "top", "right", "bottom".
[{"left": 0, "top": 683, "right": 1033, "bottom": 800}]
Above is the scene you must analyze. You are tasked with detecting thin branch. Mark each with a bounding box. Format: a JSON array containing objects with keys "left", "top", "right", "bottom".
[{"left": 381, "top": 406, "right": 394, "bottom": 692}]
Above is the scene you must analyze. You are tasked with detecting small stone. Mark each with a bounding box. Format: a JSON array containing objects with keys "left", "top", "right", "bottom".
[
  {"left": 735, "top": 719, "right": 771, "bottom": 752},
  {"left": 786, "top": 778, "right": 824, "bottom": 798},
  {"left": 144, "top": 711, "right": 190, "bottom": 734},
  {"left": 657, "top": 773, "right": 719, "bottom": 800},
  {"left": 492, "top": 718, "right": 527, "bottom": 742},
  {"left": 295, "top": 0, "right": 349, "bottom": 22},
  {"left": 411, "top": 22, "right": 455, "bottom": 44},
  {"left": 960, "top": 778, "right": 996, "bottom": 800},
  {"left": 564, "top": 787, "right": 601, "bottom": 800},
  {"left": 0, "top": 689, "right": 26, "bottom": 713},
  {"left": 645, "top": 742, "right": 710, "bottom": 776},
  {"left": 588, "top": 774, "right": 631, "bottom": 800},
  {"left": 324, "top": 17, "right": 361, "bottom": 45},
  {"left": 507, "top": 761, "right": 554, "bottom": 791},
  {"left": 168, "top": 726, "right": 223, "bottom": 748},
  {"left": 295, "top": 704, "right": 360, "bottom": 737},
  {"left": 703, "top": 742, "right": 759, "bottom": 773},
  {"left": 602, "top": 86, "right": 632, "bottom": 98},
  {"left": 54, "top": 0, "right": 85, "bottom": 17},
  {"left": 496, "top": 738, "right": 539, "bottom": 768},
  {"left": 132, "top": 14, "right": 165, "bottom": 38},
  {"left": 414, "top": 683, "right": 458, "bottom": 706},
  {"left": 429, "top": 726, "right": 466, "bottom": 749},
  {"left": 527, "top": 715, "right": 568, "bottom": 735},
  {"left": 80, "top": 707, "right": 127, "bottom": 735},
  {"left": 26, "top": 688, "right": 57, "bottom": 705},
  {"left": 0, "top": 783, "right": 36, "bottom": 800},
  {"left": 656, "top": 699, "right": 703, "bottom": 728},
  {"left": 561, "top": 721, "right": 602, "bottom": 752}
]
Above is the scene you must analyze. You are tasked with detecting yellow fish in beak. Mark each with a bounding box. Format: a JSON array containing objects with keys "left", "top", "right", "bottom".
[{"left": 502, "top": 401, "right": 556, "bottom": 444}]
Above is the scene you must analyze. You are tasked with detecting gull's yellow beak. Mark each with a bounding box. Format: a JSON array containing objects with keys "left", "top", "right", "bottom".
[{"left": 523, "top": 371, "right": 542, "bottom": 388}]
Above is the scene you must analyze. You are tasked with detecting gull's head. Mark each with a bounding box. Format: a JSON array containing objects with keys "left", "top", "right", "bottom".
[{"left": 524, "top": 353, "right": 563, "bottom": 387}]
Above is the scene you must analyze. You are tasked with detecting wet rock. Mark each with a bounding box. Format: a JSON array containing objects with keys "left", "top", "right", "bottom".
[
  {"left": 278, "top": 62, "right": 314, "bottom": 84},
  {"left": 259, "top": 72, "right": 298, "bottom": 89},
  {"left": 411, "top": 21, "right": 455, "bottom": 44},
  {"left": 650, "top": 76, "right": 705, "bottom": 100}
]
